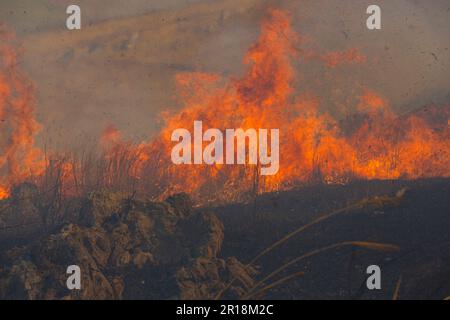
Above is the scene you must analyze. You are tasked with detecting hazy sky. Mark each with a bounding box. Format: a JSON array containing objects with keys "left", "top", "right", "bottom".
[{"left": 0, "top": 0, "right": 449, "bottom": 148}]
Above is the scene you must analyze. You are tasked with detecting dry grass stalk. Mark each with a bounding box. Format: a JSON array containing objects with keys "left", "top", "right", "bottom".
[
  {"left": 215, "top": 192, "right": 404, "bottom": 300},
  {"left": 244, "top": 271, "right": 305, "bottom": 300},
  {"left": 242, "top": 241, "right": 400, "bottom": 299},
  {"left": 392, "top": 276, "right": 402, "bottom": 300}
]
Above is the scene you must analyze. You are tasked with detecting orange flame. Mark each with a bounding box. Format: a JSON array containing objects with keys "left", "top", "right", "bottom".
[
  {"left": 138, "top": 9, "right": 449, "bottom": 201},
  {"left": 0, "top": 185, "right": 9, "bottom": 200},
  {"left": 0, "top": 10, "right": 448, "bottom": 204},
  {"left": 0, "top": 26, "right": 45, "bottom": 199}
]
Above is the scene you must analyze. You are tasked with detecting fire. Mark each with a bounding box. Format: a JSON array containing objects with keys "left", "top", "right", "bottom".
[
  {"left": 140, "top": 9, "right": 449, "bottom": 202},
  {"left": 0, "top": 26, "right": 45, "bottom": 200},
  {"left": 101, "top": 125, "right": 122, "bottom": 146},
  {"left": 0, "top": 185, "right": 9, "bottom": 200},
  {"left": 0, "top": 10, "right": 448, "bottom": 204}
]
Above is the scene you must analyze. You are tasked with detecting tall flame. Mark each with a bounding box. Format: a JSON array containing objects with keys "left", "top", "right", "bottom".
[
  {"left": 0, "top": 26, "right": 44, "bottom": 199},
  {"left": 139, "top": 9, "right": 449, "bottom": 202},
  {"left": 0, "top": 10, "right": 448, "bottom": 205}
]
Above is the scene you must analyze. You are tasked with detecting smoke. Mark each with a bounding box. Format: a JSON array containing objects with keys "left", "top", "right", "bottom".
[
  {"left": 0, "top": 0, "right": 448, "bottom": 149},
  {"left": 0, "top": 5, "right": 448, "bottom": 204}
]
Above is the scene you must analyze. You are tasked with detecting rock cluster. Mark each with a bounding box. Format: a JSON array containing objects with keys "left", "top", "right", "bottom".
[{"left": 0, "top": 190, "right": 255, "bottom": 299}]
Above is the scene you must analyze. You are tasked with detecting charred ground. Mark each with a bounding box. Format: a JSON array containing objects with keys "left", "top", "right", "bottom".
[
  {"left": 213, "top": 178, "right": 450, "bottom": 299},
  {"left": 0, "top": 178, "right": 449, "bottom": 299}
]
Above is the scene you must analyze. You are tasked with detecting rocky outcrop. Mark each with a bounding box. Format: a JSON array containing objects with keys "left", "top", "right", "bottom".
[{"left": 0, "top": 191, "right": 255, "bottom": 300}]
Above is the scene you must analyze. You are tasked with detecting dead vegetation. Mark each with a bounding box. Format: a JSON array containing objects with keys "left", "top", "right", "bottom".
[
  {"left": 216, "top": 192, "right": 404, "bottom": 299},
  {"left": 0, "top": 190, "right": 256, "bottom": 299},
  {"left": 0, "top": 176, "right": 407, "bottom": 300},
  {"left": 0, "top": 155, "right": 448, "bottom": 300}
]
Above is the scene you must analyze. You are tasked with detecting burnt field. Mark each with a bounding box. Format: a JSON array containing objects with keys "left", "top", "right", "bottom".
[
  {"left": 212, "top": 178, "right": 450, "bottom": 300},
  {"left": 0, "top": 1, "right": 449, "bottom": 302},
  {"left": 0, "top": 178, "right": 448, "bottom": 300}
]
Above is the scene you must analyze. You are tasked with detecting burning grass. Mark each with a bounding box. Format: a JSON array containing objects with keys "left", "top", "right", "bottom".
[
  {"left": 0, "top": 7, "right": 448, "bottom": 301},
  {"left": 0, "top": 9, "right": 449, "bottom": 205}
]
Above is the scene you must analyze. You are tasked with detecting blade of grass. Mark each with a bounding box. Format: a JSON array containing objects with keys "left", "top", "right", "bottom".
[
  {"left": 392, "top": 276, "right": 402, "bottom": 300},
  {"left": 244, "top": 271, "right": 305, "bottom": 300},
  {"left": 243, "top": 241, "right": 400, "bottom": 299},
  {"left": 215, "top": 193, "right": 403, "bottom": 299}
]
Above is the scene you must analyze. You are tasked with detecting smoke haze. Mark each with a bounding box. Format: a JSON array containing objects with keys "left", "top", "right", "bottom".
[{"left": 0, "top": 0, "right": 448, "bottom": 148}]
